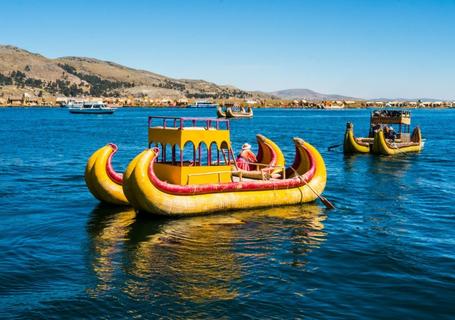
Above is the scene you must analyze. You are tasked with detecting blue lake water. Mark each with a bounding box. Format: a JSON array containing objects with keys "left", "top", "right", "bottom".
[{"left": 0, "top": 107, "right": 454, "bottom": 319}]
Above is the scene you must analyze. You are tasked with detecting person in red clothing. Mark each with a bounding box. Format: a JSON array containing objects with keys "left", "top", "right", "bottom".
[{"left": 236, "top": 143, "right": 257, "bottom": 171}]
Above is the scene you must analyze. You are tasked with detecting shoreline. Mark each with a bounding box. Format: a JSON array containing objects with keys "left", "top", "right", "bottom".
[
  {"left": 0, "top": 105, "right": 453, "bottom": 110},
  {"left": 1, "top": 97, "right": 453, "bottom": 109}
]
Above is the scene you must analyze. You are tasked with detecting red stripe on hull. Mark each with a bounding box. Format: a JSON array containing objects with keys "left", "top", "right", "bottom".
[{"left": 147, "top": 144, "right": 316, "bottom": 196}]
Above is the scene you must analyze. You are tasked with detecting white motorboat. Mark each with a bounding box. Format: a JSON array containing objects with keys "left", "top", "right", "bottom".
[{"left": 69, "top": 102, "right": 115, "bottom": 114}]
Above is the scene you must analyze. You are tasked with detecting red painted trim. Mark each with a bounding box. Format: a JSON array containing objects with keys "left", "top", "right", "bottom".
[
  {"left": 262, "top": 142, "right": 277, "bottom": 172},
  {"left": 147, "top": 143, "right": 316, "bottom": 196},
  {"left": 106, "top": 143, "right": 123, "bottom": 185},
  {"left": 256, "top": 142, "right": 264, "bottom": 162},
  {"left": 285, "top": 145, "right": 302, "bottom": 178},
  {"left": 250, "top": 139, "right": 276, "bottom": 172}
]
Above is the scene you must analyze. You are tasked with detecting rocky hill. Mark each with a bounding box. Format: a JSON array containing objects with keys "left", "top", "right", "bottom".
[
  {"left": 0, "top": 45, "right": 256, "bottom": 99},
  {"left": 269, "top": 88, "right": 360, "bottom": 101}
]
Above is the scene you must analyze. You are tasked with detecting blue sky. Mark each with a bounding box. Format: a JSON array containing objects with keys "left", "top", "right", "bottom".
[{"left": 1, "top": 0, "right": 454, "bottom": 99}]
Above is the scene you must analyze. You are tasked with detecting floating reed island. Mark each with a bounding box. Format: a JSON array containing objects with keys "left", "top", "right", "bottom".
[{"left": 0, "top": 94, "right": 453, "bottom": 109}]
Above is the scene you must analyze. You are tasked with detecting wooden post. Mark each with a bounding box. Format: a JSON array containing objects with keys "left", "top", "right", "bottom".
[{"left": 208, "top": 144, "right": 212, "bottom": 166}]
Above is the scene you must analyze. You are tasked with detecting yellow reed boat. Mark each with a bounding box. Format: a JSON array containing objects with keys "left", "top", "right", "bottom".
[
  {"left": 85, "top": 116, "right": 328, "bottom": 215},
  {"left": 344, "top": 109, "right": 423, "bottom": 155},
  {"left": 217, "top": 104, "right": 253, "bottom": 118}
]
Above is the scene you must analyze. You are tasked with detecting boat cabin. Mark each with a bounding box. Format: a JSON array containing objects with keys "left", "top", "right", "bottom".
[
  {"left": 222, "top": 102, "right": 238, "bottom": 107},
  {"left": 148, "top": 116, "right": 234, "bottom": 185},
  {"left": 83, "top": 102, "right": 107, "bottom": 109},
  {"left": 369, "top": 109, "right": 412, "bottom": 141}
]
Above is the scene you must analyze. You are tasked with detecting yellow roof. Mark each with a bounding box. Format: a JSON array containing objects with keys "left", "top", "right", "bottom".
[
  {"left": 370, "top": 110, "right": 411, "bottom": 125},
  {"left": 148, "top": 116, "right": 231, "bottom": 149}
]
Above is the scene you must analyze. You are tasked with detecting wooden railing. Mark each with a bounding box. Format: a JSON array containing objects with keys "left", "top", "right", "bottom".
[
  {"left": 243, "top": 162, "right": 286, "bottom": 180},
  {"left": 149, "top": 116, "right": 230, "bottom": 130}
]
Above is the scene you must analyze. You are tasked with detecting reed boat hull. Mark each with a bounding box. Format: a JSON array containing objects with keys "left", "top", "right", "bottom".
[
  {"left": 343, "top": 123, "right": 370, "bottom": 154},
  {"left": 226, "top": 107, "right": 253, "bottom": 118},
  {"left": 122, "top": 139, "right": 326, "bottom": 216},
  {"left": 85, "top": 144, "right": 129, "bottom": 205},
  {"left": 372, "top": 128, "right": 423, "bottom": 155}
]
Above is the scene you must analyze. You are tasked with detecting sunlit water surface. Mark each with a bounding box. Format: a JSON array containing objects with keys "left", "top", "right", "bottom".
[{"left": 0, "top": 108, "right": 454, "bottom": 319}]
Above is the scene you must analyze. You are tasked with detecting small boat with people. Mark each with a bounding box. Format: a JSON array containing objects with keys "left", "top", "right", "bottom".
[
  {"left": 187, "top": 100, "right": 218, "bottom": 108},
  {"left": 217, "top": 103, "right": 253, "bottom": 118},
  {"left": 85, "top": 116, "right": 332, "bottom": 215},
  {"left": 344, "top": 109, "right": 423, "bottom": 155},
  {"left": 69, "top": 101, "right": 115, "bottom": 114}
]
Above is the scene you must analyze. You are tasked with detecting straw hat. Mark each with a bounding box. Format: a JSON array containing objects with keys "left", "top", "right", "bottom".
[{"left": 242, "top": 143, "right": 252, "bottom": 150}]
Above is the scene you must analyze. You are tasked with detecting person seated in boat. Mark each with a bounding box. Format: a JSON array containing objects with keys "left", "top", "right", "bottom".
[
  {"left": 387, "top": 127, "right": 397, "bottom": 141},
  {"left": 383, "top": 125, "right": 390, "bottom": 138},
  {"left": 369, "top": 124, "right": 381, "bottom": 137},
  {"left": 236, "top": 143, "right": 257, "bottom": 171}
]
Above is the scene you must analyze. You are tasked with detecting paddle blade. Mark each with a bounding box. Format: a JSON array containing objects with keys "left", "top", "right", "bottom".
[{"left": 320, "top": 196, "right": 335, "bottom": 209}]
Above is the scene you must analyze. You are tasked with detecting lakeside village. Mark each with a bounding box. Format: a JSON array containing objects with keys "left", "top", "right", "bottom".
[{"left": 0, "top": 93, "right": 454, "bottom": 109}]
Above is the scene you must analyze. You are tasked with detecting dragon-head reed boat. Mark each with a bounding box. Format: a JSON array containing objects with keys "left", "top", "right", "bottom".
[
  {"left": 344, "top": 109, "right": 423, "bottom": 155},
  {"left": 217, "top": 103, "right": 253, "bottom": 119},
  {"left": 85, "top": 116, "right": 328, "bottom": 215}
]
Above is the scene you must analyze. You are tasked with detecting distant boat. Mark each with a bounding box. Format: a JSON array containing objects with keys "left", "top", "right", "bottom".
[
  {"left": 321, "top": 104, "right": 345, "bottom": 110},
  {"left": 226, "top": 106, "right": 253, "bottom": 118},
  {"left": 187, "top": 100, "right": 218, "bottom": 108},
  {"left": 61, "top": 99, "right": 84, "bottom": 108},
  {"left": 217, "top": 104, "right": 253, "bottom": 118},
  {"left": 69, "top": 102, "right": 115, "bottom": 114}
]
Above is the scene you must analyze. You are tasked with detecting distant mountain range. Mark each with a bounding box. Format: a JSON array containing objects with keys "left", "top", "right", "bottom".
[
  {"left": 269, "top": 88, "right": 360, "bottom": 101},
  {"left": 0, "top": 45, "right": 447, "bottom": 102},
  {"left": 368, "top": 97, "right": 443, "bottom": 102},
  {"left": 269, "top": 88, "right": 447, "bottom": 102}
]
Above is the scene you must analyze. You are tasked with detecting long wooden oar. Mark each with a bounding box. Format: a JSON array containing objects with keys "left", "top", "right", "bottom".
[
  {"left": 303, "top": 179, "right": 335, "bottom": 209},
  {"left": 328, "top": 143, "right": 342, "bottom": 151},
  {"left": 291, "top": 167, "right": 335, "bottom": 209}
]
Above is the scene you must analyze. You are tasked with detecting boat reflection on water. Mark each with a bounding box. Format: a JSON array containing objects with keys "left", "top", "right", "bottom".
[
  {"left": 86, "top": 203, "right": 326, "bottom": 302},
  {"left": 86, "top": 204, "right": 137, "bottom": 295},
  {"left": 343, "top": 149, "right": 415, "bottom": 178},
  {"left": 368, "top": 154, "right": 413, "bottom": 178}
]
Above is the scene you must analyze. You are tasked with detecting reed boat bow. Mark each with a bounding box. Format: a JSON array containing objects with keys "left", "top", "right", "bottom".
[
  {"left": 343, "top": 122, "right": 371, "bottom": 154},
  {"left": 85, "top": 144, "right": 129, "bottom": 205},
  {"left": 216, "top": 106, "right": 227, "bottom": 118},
  {"left": 233, "top": 134, "right": 286, "bottom": 179}
]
